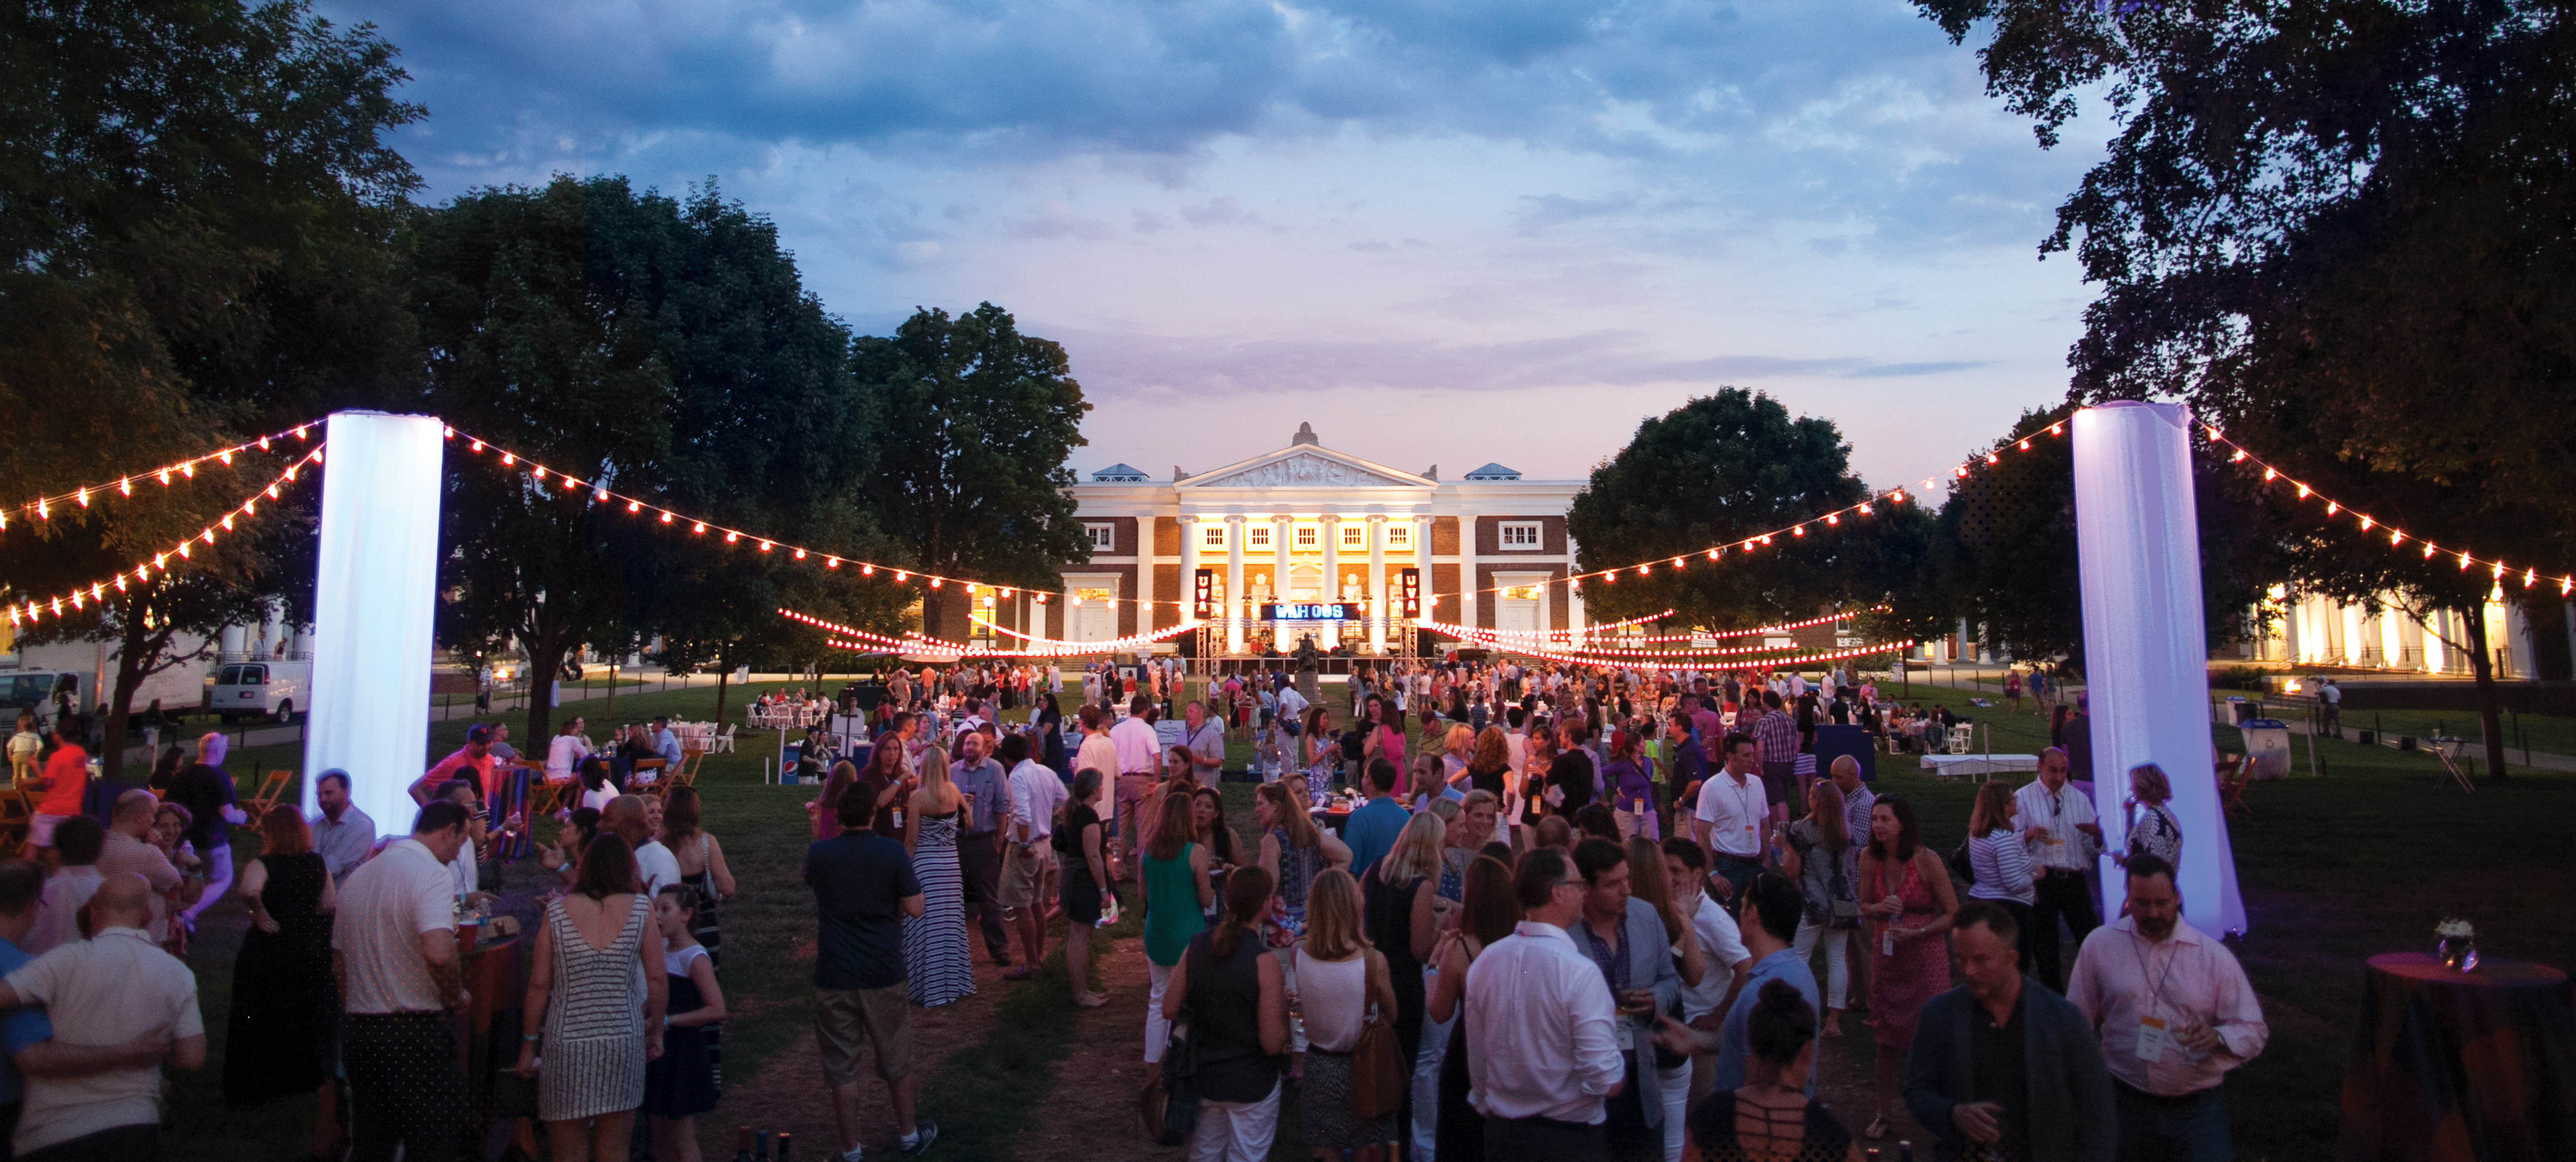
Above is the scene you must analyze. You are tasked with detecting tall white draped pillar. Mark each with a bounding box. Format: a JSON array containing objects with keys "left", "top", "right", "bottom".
[
  {"left": 2073, "top": 401, "right": 2247, "bottom": 936},
  {"left": 302, "top": 412, "right": 445, "bottom": 832}
]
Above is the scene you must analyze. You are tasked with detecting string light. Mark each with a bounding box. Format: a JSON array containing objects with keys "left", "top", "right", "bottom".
[
  {"left": 1472, "top": 607, "right": 1880, "bottom": 645},
  {"left": 780, "top": 607, "right": 1193, "bottom": 658},
  {"left": 1412, "top": 620, "right": 1916, "bottom": 668},
  {"left": 8, "top": 447, "right": 324, "bottom": 628},
  {"left": 3, "top": 418, "right": 324, "bottom": 535}
]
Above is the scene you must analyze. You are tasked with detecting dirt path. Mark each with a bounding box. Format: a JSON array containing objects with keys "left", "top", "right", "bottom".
[
  {"left": 1002, "top": 926, "right": 1185, "bottom": 1162},
  {"left": 702, "top": 934, "right": 1017, "bottom": 1157}
]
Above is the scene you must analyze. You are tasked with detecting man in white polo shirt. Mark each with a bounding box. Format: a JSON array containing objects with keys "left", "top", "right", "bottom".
[
  {"left": 1692, "top": 732, "right": 1771, "bottom": 902},
  {"left": 0, "top": 873, "right": 205, "bottom": 1160},
  {"left": 335, "top": 800, "right": 473, "bottom": 1162}
]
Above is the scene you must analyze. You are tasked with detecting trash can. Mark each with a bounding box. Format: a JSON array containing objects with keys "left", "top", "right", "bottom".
[
  {"left": 2226, "top": 697, "right": 2265, "bottom": 725},
  {"left": 2239, "top": 719, "right": 2293, "bottom": 780}
]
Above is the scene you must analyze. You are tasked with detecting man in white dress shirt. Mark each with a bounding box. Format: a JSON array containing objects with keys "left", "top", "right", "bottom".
[
  {"left": 1463, "top": 846, "right": 1624, "bottom": 1160},
  {"left": 2015, "top": 747, "right": 2103, "bottom": 992}
]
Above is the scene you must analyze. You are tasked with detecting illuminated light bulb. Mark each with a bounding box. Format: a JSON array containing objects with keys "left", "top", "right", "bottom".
[
  {"left": 89, "top": 585, "right": 100, "bottom": 600},
  {"left": 826, "top": 557, "right": 840, "bottom": 568},
  {"left": 930, "top": 576, "right": 942, "bottom": 588},
  {"left": 1602, "top": 571, "right": 1615, "bottom": 583},
  {"left": 295, "top": 425, "right": 308, "bottom": 439},
  {"left": 118, "top": 478, "right": 130, "bottom": 496},
  {"left": 2263, "top": 467, "right": 2276, "bottom": 481},
  {"left": 2391, "top": 530, "right": 2404, "bottom": 545},
  {"left": 2231, "top": 451, "right": 2247, "bottom": 462},
  {"left": 35, "top": 499, "right": 46, "bottom": 520},
  {"left": 692, "top": 522, "right": 706, "bottom": 534},
  {"left": 627, "top": 500, "right": 641, "bottom": 513},
  {"left": 1955, "top": 467, "right": 1970, "bottom": 477},
  {"left": 862, "top": 564, "right": 874, "bottom": 576},
  {"left": 2206, "top": 426, "right": 2220, "bottom": 439},
  {"left": 1760, "top": 534, "right": 1774, "bottom": 545},
  {"left": 177, "top": 543, "right": 191, "bottom": 558},
  {"left": 243, "top": 499, "right": 255, "bottom": 515},
  {"left": 896, "top": 571, "right": 908, "bottom": 582},
  {"left": 2326, "top": 501, "right": 2339, "bottom": 516},
  {"left": 200, "top": 529, "right": 215, "bottom": 544},
  {"left": 75, "top": 489, "right": 88, "bottom": 507},
  {"left": 471, "top": 440, "right": 484, "bottom": 453},
  {"left": 311, "top": 449, "right": 322, "bottom": 464},
  {"left": 2491, "top": 562, "right": 2504, "bottom": 578},
  {"left": 502, "top": 453, "right": 515, "bottom": 466},
  {"left": 532, "top": 466, "right": 545, "bottom": 480},
  {"left": 158, "top": 469, "right": 171, "bottom": 486},
  {"left": 1638, "top": 563, "right": 1650, "bottom": 575},
  {"left": 759, "top": 540, "right": 773, "bottom": 553},
  {"left": 2296, "top": 484, "right": 2310, "bottom": 498},
  {"left": 181, "top": 463, "right": 193, "bottom": 478},
  {"left": 2563, "top": 578, "right": 2572, "bottom": 596},
  {"left": 724, "top": 531, "right": 738, "bottom": 544},
  {"left": 2422, "top": 543, "right": 2436, "bottom": 558},
  {"left": 2359, "top": 516, "right": 2372, "bottom": 530},
  {"left": 659, "top": 511, "right": 673, "bottom": 524},
  {"left": 153, "top": 554, "right": 165, "bottom": 569},
  {"left": 793, "top": 548, "right": 806, "bottom": 560},
  {"left": 2524, "top": 569, "right": 2537, "bottom": 587},
  {"left": 1986, "top": 453, "right": 1999, "bottom": 465},
  {"left": 1672, "top": 556, "right": 1686, "bottom": 569},
  {"left": 2049, "top": 423, "right": 2063, "bottom": 436},
  {"left": 68, "top": 594, "right": 80, "bottom": 611},
  {"left": 1793, "top": 526, "right": 1806, "bottom": 536},
  {"left": 114, "top": 575, "right": 126, "bottom": 592},
  {"left": 2459, "top": 552, "right": 2472, "bottom": 569},
  {"left": 2019, "top": 439, "right": 2032, "bottom": 451},
  {"left": 219, "top": 450, "right": 232, "bottom": 465},
  {"left": 443, "top": 427, "right": 455, "bottom": 438}
]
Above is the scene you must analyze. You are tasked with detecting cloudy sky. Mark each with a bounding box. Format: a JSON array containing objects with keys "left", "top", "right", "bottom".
[{"left": 319, "top": 0, "right": 2109, "bottom": 489}]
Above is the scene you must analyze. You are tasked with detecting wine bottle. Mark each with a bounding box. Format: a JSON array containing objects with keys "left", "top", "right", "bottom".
[
  {"left": 753, "top": 1127, "right": 770, "bottom": 1161},
  {"left": 732, "top": 1127, "right": 753, "bottom": 1162},
  {"left": 775, "top": 1133, "right": 792, "bottom": 1162},
  {"left": 1897, "top": 1142, "right": 1914, "bottom": 1162}
]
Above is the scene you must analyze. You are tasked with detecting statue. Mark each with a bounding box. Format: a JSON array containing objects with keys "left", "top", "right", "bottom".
[{"left": 1292, "top": 632, "right": 1322, "bottom": 671}]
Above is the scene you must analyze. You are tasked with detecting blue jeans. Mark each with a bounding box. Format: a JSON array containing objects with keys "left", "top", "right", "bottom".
[{"left": 2114, "top": 1081, "right": 2231, "bottom": 1162}]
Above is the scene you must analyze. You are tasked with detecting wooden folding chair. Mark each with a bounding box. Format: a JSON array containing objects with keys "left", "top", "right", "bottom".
[
  {"left": 0, "top": 787, "right": 32, "bottom": 851},
  {"left": 672, "top": 748, "right": 706, "bottom": 788},
  {"left": 243, "top": 769, "right": 293, "bottom": 820},
  {"left": 2216, "top": 753, "right": 2252, "bottom": 815}
]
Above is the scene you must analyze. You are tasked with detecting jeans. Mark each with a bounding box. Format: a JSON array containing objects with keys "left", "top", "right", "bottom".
[
  {"left": 1145, "top": 960, "right": 1175, "bottom": 1063},
  {"left": 1189, "top": 1078, "right": 1282, "bottom": 1162},
  {"left": 1485, "top": 1114, "right": 1608, "bottom": 1161},
  {"left": 1792, "top": 916, "right": 1852, "bottom": 1009},
  {"left": 1413, "top": 985, "right": 1454, "bottom": 1159},
  {"left": 2114, "top": 1081, "right": 2232, "bottom": 1162},
  {"left": 1710, "top": 854, "right": 1762, "bottom": 904}
]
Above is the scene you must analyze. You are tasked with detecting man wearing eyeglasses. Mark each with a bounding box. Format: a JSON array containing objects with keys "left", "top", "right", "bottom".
[{"left": 1463, "top": 846, "right": 1625, "bottom": 1160}]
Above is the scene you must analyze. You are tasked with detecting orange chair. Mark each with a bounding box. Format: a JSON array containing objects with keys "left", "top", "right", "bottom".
[{"left": 243, "top": 769, "right": 293, "bottom": 820}]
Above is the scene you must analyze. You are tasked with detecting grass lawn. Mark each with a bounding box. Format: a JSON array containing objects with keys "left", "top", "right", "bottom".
[{"left": 148, "top": 672, "right": 2572, "bottom": 1162}]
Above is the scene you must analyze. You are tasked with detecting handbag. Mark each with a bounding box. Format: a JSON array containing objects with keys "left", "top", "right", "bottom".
[
  {"left": 1141, "top": 946, "right": 1206, "bottom": 1145},
  {"left": 1350, "top": 1003, "right": 1408, "bottom": 1120},
  {"left": 1827, "top": 852, "right": 1863, "bottom": 930}
]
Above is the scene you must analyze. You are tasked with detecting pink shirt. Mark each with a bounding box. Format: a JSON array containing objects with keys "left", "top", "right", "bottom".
[{"left": 2069, "top": 916, "right": 2270, "bottom": 1096}]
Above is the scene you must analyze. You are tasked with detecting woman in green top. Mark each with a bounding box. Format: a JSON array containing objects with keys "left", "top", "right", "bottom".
[{"left": 1140, "top": 786, "right": 1213, "bottom": 1065}]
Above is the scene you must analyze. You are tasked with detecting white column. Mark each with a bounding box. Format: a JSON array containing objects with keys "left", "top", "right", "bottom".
[
  {"left": 1137, "top": 512, "right": 1159, "bottom": 638},
  {"left": 1413, "top": 514, "right": 1434, "bottom": 628},
  {"left": 1320, "top": 515, "right": 1341, "bottom": 648},
  {"left": 1225, "top": 516, "right": 1246, "bottom": 655},
  {"left": 1179, "top": 515, "right": 1201, "bottom": 626},
  {"left": 303, "top": 411, "right": 444, "bottom": 831},
  {"left": 1271, "top": 515, "right": 1293, "bottom": 655},
  {"left": 1458, "top": 514, "right": 1480, "bottom": 631},
  {"left": 2073, "top": 401, "right": 2246, "bottom": 937},
  {"left": 1367, "top": 516, "right": 1388, "bottom": 654},
  {"left": 1566, "top": 533, "right": 1586, "bottom": 635}
]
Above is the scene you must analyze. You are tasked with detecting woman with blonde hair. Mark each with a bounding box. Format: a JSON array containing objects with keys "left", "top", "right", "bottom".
[
  {"left": 1141, "top": 788, "right": 1213, "bottom": 1064},
  {"left": 1367, "top": 811, "right": 1443, "bottom": 1153},
  {"left": 1439, "top": 722, "right": 1475, "bottom": 796},
  {"left": 902, "top": 746, "right": 974, "bottom": 1007},
  {"left": 1294, "top": 870, "right": 1398, "bottom": 1160},
  {"left": 2124, "top": 762, "right": 2183, "bottom": 868},
  {"left": 1778, "top": 778, "right": 1862, "bottom": 1037}
]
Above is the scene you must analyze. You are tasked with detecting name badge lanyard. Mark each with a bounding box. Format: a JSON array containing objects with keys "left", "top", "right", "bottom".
[{"left": 2130, "top": 934, "right": 2182, "bottom": 1062}]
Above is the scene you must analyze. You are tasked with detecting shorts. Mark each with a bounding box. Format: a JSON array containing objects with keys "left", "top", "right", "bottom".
[
  {"left": 1000, "top": 842, "right": 1055, "bottom": 909},
  {"left": 815, "top": 985, "right": 913, "bottom": 1085},
  {"left": 28, "top": 814, "right": 72, "bottom": 847}
]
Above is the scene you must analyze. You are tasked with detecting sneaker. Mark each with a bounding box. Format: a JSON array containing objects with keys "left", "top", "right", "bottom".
[
  {"left": 901, "top": 1121, "right": 939, "bottom": 1155},
  {"left": 840, "top": 1148, "right": 866, "bottom": 1162}
]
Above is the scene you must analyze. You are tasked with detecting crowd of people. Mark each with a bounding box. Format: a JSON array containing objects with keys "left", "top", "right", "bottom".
[{"left": 793, "top": 658, "right": 2266, "bottom": 1162}]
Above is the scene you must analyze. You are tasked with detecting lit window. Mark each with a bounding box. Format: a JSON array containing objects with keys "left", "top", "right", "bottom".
[
  {"left": 1249, "top": 527, "right": 1271, "bottom": 548},
  {"left": 1086, "top": 523, "right": 1116, "bottom": 552},
  {"left": 1501, "top": 585, "right": 1545, "bottom": 601},
  {"left": 1387, "top": 525, "right": 1410, "bottom": 548},
  {"left": 1295, "top": 525, "right": 1318, "bottom": 548},
  {"left": 1341, "top": 524, "right": 1365, "bottom": 548},
  {"left": 1201, "top": 525, "right": 1225, "bottom": 549},
  {"left": 1498, "top": 522, "right": 1542, "bottom": 549},
  {"left": 1073, "top": 587, "right": 1114, "bottom": 604}
]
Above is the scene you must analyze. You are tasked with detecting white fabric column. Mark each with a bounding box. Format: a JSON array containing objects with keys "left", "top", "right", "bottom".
[
  {"left": 2072, "top": 401, "right": 2246, "bottom": 936},
  {"left": 302, "top": 412, "right": 445, "bottom": 831},
  {"left": 1179, "top": 515, "right": 1201, "bottom": 626},
  {"left": 1320, "top": 515, "right": 1341, "bottom": 648},
  {"left": 1458, "top": 516, "right": 1480, "bottom": 631},
  {"left": 1367, "top": 516, "right": 1388, "bottom": 654},
  {"left": 1413, "top": 514, "right": 1434, "bottom": 626},
  {"left": 1225, "top": 516, "right": 1246, "bottom": 655}
]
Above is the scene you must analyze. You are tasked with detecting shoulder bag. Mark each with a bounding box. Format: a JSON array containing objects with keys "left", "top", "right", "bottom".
[
  {"left": 1140, "top": 942, "right": 1206, "bottom": 1145},
  {"left": 1350, "top": 955, "right": 1409, "bottom": 1120}
]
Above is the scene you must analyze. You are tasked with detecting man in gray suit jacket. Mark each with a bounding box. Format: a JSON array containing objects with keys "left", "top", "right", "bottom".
[
  {"left": 1568, "top": 837, "right": 1686, "bottom": 1159},
  {"left": 1907, "top": 902, "right": 2117, "bottom": 1162}
]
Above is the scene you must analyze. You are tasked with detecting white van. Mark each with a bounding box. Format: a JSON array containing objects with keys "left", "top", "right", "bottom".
[
  {"left": 213, "top": 661, "right": 310, "bottom": 723},
  {"left": 0, "top": 671, "right": 89, "bottom": 726}
]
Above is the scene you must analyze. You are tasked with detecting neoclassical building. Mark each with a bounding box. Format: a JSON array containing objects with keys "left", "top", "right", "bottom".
[{"left": 1027, "top": 423, "right": 1589, "bottom": 654}]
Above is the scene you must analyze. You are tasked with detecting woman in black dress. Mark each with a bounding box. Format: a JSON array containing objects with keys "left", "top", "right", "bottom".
[
  {"left": 224, "top": 805, "right": 341, "bottom": 1156},
  {"left": 1426, "top": 855, "right": 1522, "bottom": 1161},
  {"left": 644, "top": 884, "right": 727, "bottom": 1162},
  {"left": 1672, "top": 979, "right": 1860, "bottom": 1161}
]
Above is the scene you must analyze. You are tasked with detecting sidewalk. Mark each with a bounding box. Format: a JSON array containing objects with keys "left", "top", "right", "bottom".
[
  {"left": 2272, "top": 715, "right": 2576, "bottom": 774},
  {"left": 118, "top": 670, "right": 810, "bottom": 766}
]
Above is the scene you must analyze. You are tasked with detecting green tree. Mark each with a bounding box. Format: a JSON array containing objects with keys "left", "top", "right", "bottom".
[
  {"left": 0, "top": 0, "right": 418, "bottom": 770},
  {"left": 1916, "top": 0, "right": 2574, "bottom": 775},
  {"left": 1566, "top": 389, "right": 1896, "bottom": 630},
  {"left": 856, "top": 304, "right": 1093, "bottom": 641}
]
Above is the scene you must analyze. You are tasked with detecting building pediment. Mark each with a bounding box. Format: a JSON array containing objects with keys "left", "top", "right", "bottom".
[{"left": 1181, "top": 448, "right": 1433, "bottom": 490}]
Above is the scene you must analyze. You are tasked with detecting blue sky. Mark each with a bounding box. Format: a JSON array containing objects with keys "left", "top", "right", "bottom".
[{"left": 321, "top": 0, "right": 2109, "bottom": 488}]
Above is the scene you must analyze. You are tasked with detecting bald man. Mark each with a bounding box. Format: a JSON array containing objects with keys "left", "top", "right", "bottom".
[{"left": 0, "top": 874, "right": 205, "bottom": 1159}]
